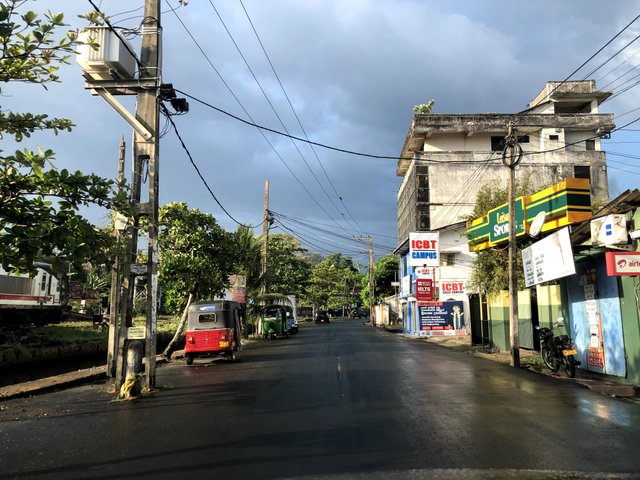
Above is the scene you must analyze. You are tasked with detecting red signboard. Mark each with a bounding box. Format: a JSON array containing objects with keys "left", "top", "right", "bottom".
[
  {"left": 415, "top": 278, "right": 435, "bottom": 302},
  {"left": 605, "top": 252, "right": 640, "bottom": 276}
]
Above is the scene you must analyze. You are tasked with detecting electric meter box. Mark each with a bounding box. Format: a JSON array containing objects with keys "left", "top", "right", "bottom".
[
  {"left": 77, "top": 26, "right": 137, "bottom": 81},
  {"left": 590, "top": 214, "right": 628, "bottom": 246}
]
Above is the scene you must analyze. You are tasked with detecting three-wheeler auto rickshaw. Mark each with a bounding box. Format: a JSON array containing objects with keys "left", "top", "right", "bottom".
[
  {"left": 283, "top": 305, "right": 298, "bottom": 334},
  {"left": 184, "top": 300, "right": 242, "bottom": 365},
  {"left": 261, "top": 305, "right": 288, "bottom": 339}
]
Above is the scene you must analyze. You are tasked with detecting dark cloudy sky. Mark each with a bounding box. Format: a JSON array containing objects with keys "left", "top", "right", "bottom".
[{"left": 6, "top": 0, "right": 640, "bottom": 265}]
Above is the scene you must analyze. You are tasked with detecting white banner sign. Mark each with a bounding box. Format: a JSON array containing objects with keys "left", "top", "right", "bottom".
[
  {"left": 522, "top": 227, "right": 576, "bottom": 287},
  {"left": 440, "top": 280, "right": 465, "bottom": 296},
  {"left": 401, "top": 275, "right": 411, "bottom": 297},
  {"left": 409, "top": 232, "right": 440, "bottom": 267}
]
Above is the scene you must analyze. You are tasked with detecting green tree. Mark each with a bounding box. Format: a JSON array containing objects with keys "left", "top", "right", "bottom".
[
  {"left": 158, "top": 202, "right": 235, "bottom": 358},
  {"left": 360, "top": 254, "right": 399, "bottom": 306},
  {"left": 305, "top": 254, "right": 360, "bottom": 314},
  {"left": 0, "top": 1, "right": 129, "bottom": 275},
  {"left": 232, "top": 225, "right": 262, "bottom": 295},
  {"left": 266, "top": 233, "right": 310, "bottom": 296},
  {"left": 466, "top": 177, "right": 537, "bottom": 294}
]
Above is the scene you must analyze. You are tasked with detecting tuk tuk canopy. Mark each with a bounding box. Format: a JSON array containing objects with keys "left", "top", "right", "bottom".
[{"left": 188, "top": 300, "right": 241, "bottom": 330}]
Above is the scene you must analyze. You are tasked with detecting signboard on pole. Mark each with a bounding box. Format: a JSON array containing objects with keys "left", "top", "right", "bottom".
[
  {"left": 401, "top": 275, "right": 411, "bottom": 297},
  {"left": 415, "top": 278, "right": 435, "bottom": 302},
  {"left": 415, "top": 266, "right": 436, "bottom": 278},
  {"left": 409, "top": 232, "right": 439, "bottom": 267},
  {"left": 228, "top": 274, "right": 247, "bottom": 303},
  {"left": 522, "top": 227, "right": 575, "bottom": 287}
]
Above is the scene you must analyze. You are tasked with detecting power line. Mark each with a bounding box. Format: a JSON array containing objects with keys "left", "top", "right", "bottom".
[
  {"left": 87, "top": 0, "right": 144, "bottom": 71},
  {"left": 173, "top": 89, "right": 445, "bottom": 162},
  {"left": 207, "top": 1, "right": 359, "bottom": 236},
  {"left": 238, "top": 0, "right": 367, "bottom": 234},
  {"left": 165, "top": 1, "right": 352, "bottom": 232},
  {"left": 518, "top": 12, "right": 640, "bottom": 114},
  {"left": 160, "top": 103, "right": 261, "bottom": 228},
  {"left": 271, "top": 211, "right": 396, "bottom": 252}
]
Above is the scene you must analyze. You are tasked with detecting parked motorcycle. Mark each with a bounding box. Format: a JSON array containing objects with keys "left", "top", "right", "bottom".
[{"left": 535, "top": 320, "right": 581, "bottom": 378}]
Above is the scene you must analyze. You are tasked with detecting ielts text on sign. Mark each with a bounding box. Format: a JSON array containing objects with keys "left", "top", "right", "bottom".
[
  {"left": 415, "top": 278, "right": 435, "bottom": 302},
  {"left": 409, "top": 232, "right": 440, "bottom": 267}
]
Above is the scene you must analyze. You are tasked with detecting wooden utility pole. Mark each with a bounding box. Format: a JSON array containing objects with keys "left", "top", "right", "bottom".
[
  {"left": 107, "top": 138, "right": 126, "bottom": 378},
  {"left": 503, "top": 122, "right": 522, "bottom": 368},
  {"left": 355, "top": 235, "right": 374, "bottom": 323},
  {"left": 368, "top": 236, "right": 374, "bottom": 324},
  {"left": 259, "top": 179, "right": 269, "bottom": 335}
]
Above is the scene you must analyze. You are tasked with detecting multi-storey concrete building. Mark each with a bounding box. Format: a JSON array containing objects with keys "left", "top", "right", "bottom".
[
  {"left": 397, "top": 80, "right": 615, "bottom": 239},
  {"left": 395, "top": 80, "right": 615, "bottom": 336}
]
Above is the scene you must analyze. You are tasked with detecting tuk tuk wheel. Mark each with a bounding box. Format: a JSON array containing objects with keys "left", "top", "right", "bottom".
[
  {"left": 185, "top": 353, "right": 194, "bottom": 365},
  {"left": 228, "top": 351, "right": 237, "bottom": 362}
]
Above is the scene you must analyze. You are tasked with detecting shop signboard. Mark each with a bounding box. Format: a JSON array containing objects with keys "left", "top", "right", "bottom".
[
  {"left": 605, "top": 252, "right": 640, "bottom": 276},
  {"left": 467, "top": 178, "right": 592, "bottom": 251},
  {"left": 440, "top": 281, "right": 465, "bottom": 296},
  {"left": 228, "top": 274, "right": 247, "bottom": 303},
  {"left": 418, "top": 300, "right": 465, "bottom": 335},
  {"left": 415, "top": 278, "right": 435, "bottom": 302},
  {"left": 409, "top": 232, "right": 439, "bottom": 267},
  {"left": 522, "top": 227, "right": 575, "bottom": 287}
]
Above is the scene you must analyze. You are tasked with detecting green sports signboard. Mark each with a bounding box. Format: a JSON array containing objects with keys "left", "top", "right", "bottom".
[{"left": 466, "top": 178, "right": 592, "bottom": 252}]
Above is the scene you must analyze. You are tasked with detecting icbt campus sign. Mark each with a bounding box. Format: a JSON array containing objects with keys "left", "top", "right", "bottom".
[{"left": 409, "top": 232, "right": 439, "bottom": 267}]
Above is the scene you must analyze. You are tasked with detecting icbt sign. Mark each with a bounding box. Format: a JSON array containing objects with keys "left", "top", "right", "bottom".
[
  {"left": 409, "top": 232, "right": 440, "bottom": 267},
  {"left": 441, "top": 281, "right": 465, "bottom": 295}
]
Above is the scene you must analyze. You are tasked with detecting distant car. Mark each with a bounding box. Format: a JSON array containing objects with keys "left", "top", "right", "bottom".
[{"left": 314, "top": 310, "right": 330, "bottom": 323}]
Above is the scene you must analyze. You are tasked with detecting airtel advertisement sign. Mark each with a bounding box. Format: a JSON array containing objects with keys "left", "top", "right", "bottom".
[{"left": 606, "top": 252, "right": 640, "bottom": 276}]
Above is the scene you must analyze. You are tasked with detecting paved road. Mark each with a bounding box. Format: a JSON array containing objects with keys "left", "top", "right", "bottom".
[{"left": 1, "top": 320, "right": 639, "bottom": 479}]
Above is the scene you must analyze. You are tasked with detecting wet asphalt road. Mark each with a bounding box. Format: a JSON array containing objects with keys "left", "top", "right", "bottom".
[{"left": 1, "top": 320, "right": 640, "bottom": 480}]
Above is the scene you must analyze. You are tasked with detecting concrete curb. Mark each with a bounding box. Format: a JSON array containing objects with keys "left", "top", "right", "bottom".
[
  {"left": 0, "top": 366, "right": 107, "bottom": 400},
  {"left": 0, "top": 353, "right": 173, "bottom": 401}
]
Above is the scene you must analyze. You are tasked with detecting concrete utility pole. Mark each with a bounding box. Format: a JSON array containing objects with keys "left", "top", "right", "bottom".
[
  {"left": 503, "top": 122, "right": 523, "bottom": 368},
  {"left": 80, "top": 0, "right": 162, "bottom": 391},
  {"left": 111, "top": 0, "right": 161, "bottom": 390},
  {"left": 139, "top": 0, "right": 162, "bottom": 389}
]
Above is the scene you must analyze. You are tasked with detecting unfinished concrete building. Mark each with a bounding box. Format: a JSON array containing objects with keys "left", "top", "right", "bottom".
[{"left": 396, "top": 80, "right": 615, "bottom": 242}]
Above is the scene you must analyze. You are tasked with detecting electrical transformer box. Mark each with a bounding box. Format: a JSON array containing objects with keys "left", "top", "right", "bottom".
[
  {"left": 590, "top": 214, "right": 628, "bottom": 246},
  {"left": 77, "top": 26, "right": 137, "bottom": 81}
]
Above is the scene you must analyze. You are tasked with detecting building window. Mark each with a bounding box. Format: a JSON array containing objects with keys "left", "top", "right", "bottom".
[
  {"left": 40, "top": 273, "right": 48, "bottom": 292},
  {"left": 585, "top": 139, "right": 596, "bottom": 151},
  {"left": 442, "top": 253, "right": 456, "bottom": 267},
  {"left": 491, "top": 136, "right": 505, "bottom": 152},
  {"left": 574, "top": 165, "right": 590, "bottom": 180},
  {"left": 549, "top": 134, "right": 559, "bottom": 140},
  {"left": 491, "top": 135, "right": 529, "bottom": 152}
]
